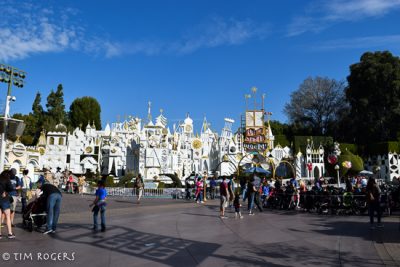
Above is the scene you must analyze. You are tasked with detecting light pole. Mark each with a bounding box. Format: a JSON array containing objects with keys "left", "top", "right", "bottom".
[
  {"left": 335, "top": 165, "right": 340, "bottom": 188},
  {"left": 0, "top": 64, "right": 26, "bottom": 172},
  {"left": 376, "top": 166, "right": 381, "bottom": 185}
]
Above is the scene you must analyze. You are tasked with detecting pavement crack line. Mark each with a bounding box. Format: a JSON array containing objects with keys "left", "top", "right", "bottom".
[{"left": 175, "top": 205, "right": 201, "bottom": 266}]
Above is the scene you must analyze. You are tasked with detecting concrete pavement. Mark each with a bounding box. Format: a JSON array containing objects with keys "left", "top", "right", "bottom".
[{"left": 0, "top": 194, "right": 399, "bottom": 267}]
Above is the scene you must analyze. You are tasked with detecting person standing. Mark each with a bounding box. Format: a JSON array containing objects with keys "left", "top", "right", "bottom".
[
  {"left": 210, "top": 177, "right": 217, "bottom": 200},
  {"left": 233, "top": 192, "right": 243, "bottom": 219},
  {"left": 90, "top": 180, "right": 107, "bottom": 232},
  {"left": 0, "top": 171, "right": 15, "bottom": 239},
  {"left": 78, "top": 175, "right": 86, "bottom": 195},
  {"left": 37, "top": 181, "right": 62, "bottom": 234},
  {"left": 219, "top": 177, "right": 229, "bottom": 218},
  {"left": 227, "top": 177, "right": 235, "bottom": 208},
  {"left": 185, "top": 178, "right": 191, "bottom": 200},
  {"left": 9, "top": 168, "right": 21, "bottom": 227},
  {"left": 135, "top": 174, "right": 144, "bottom": 204},
  {"left": 195, "top": 177, "right": 204, "bottom": 203},
  {"left": 21, "top": 170, "right": 32, "bottom": 213},
  {"left": 67, "top": 172, "right": 74, "bottom": 194},
  {"left": 366, "top": 178, "right": 383, "bottom": 229}
]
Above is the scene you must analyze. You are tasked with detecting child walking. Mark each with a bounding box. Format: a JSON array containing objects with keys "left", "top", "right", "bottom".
[
  {"left": 234, "top": 192, "right": 243, "bottom": 219},
  {"left": 90, "top": 180, "right": 107, "bottom": 232}
]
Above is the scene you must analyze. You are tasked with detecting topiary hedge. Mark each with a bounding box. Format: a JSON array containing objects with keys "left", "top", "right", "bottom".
[{"left": 338, "top": 150, "right": 364, "bottom": 176}]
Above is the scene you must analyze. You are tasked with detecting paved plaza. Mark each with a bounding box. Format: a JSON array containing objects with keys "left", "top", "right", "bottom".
[{"left": 1, "top": 194, "right": 400, "bottom": 267}]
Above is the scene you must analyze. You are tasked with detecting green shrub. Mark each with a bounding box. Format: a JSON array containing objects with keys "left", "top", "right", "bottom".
[
  {"left": 105, "top": 176, "right": 115, "bottom": 187},
  {"left": 340, "top": 143, "right": 358, "bottom": 154},
  {"left": 338, "top": 150, "right": 364, "bottom": 176},
  {"left": 365, "top": 141, "right": 400, "bottom": 155},
  {"left": 275, "top": 135, "right": 290, "bottom": 147}
]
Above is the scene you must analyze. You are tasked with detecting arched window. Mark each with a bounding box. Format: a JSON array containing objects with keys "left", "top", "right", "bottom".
[
  {"left": 49, "top": 137, "right": 55, "bottom": 145},
  {"left": 59, "top": 137, "right": 64, "bottom": 146}
]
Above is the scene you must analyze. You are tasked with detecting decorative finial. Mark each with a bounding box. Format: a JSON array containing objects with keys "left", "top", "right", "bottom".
[
  {"left": 251, "top": 87, "right": 258, "bottom": 94},
  {"left": 147, "top": 101, "right": 152, "bottom": 123},
  {"left": 160, "top": 108, "right": 163, "bottom": 114}
]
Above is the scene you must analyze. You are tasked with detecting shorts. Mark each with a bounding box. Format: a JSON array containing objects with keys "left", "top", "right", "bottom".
[
  {"left": 0, "top": 200, "right": 11, "bottom": 211},
  {"left": 10, "top": 196, "right": 18, "bottom": 212},
  {"left": 220, "top": 195, "right": 227, "bottom": 209}
]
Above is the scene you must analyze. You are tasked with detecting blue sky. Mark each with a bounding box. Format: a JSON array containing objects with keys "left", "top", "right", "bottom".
[{"left": 1, "top": 0, "right": 399, "bottom": 132}]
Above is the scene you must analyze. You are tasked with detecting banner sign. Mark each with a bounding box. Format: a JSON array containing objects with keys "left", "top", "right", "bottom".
[{"left": 244, "top": 110, "right": 267, "bottom": 152}]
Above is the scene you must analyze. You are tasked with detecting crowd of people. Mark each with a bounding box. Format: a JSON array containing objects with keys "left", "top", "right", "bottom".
[
  {"left": 184, "top": 172, "right": 398, "bottom": 229},
  {"left": 1, "top": 166, "right": 398, "bottom": 240}
]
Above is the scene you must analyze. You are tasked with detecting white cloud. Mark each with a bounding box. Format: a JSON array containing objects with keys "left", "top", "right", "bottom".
[
  {"left": 173, "top": 17, "right": 269, "bottom": 54},
  {"left": 313, "top": 34, "right": 400, "bottom": 50},
  {"left": 0, "top": 3, "right": 84, "bottom": 62},
  {"left": 100, "top": 17, "right": 269, "bottom": 58},
  {"left": 0, "top": 1, "right": 268, "bottom": 61},
  {"left": 288, "top": 0, "right": 400, "bottom": 36}
]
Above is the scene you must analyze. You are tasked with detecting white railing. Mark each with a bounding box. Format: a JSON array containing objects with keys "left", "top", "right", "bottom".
[{"left": 83, "top": 186, "right": 184, "bottom": 199}]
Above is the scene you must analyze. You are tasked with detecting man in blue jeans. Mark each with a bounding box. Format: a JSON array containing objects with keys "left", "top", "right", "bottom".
[
  {"left": 38, "top": 182, "right": 62, "bottom": 235},
  {"left": 90, "top": 180, "right": 107, "bottom": 232}
]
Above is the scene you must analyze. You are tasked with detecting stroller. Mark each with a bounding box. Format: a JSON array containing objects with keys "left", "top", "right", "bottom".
[{"left": 22, "top": 197, "right": 47, "bottom": 232}]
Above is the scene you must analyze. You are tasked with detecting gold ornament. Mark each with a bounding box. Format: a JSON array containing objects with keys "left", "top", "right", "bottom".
[{"left": 191, "top": 139, "right": 203, "bottom": 150}]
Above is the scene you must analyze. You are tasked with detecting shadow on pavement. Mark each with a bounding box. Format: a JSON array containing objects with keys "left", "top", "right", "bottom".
[
  {"left": 50, "top": 224, "right": 220, "bottom": 267},
  {"left": 310, "top": 220, "right": 400, "bottom": 244}
]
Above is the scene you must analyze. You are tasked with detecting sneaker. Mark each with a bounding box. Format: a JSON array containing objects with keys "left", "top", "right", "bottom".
[
  {"left": 200, "top": 201, "right": 204, "bottom": 204},
  {"left": 8, "top": 234, "right": 15, "bottom": 239},
  {"left": 377, "top": 224, "right": 384, "bottom": 228},
  {"left": 43, "top": 230, "right": 54, "bottom": 235},
  {"left": 249, "top": 213, "right": 255, "bottom": 216},
  {"left": 239, "top": 216, "right": 244, "bottom": 219},
  {"left": 101, "top": 228, "right": 106, "bottom": 232},
  {"left": 220, "top": 216, "right": 228, "bottom": 219}
]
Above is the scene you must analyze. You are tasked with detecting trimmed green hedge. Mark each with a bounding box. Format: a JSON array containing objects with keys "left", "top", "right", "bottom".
[
  {"left": 340, "top": 143, "right": 358, "bottom": 154},
  {"left": 338, "top": 150, "right": 364, "bottom": 176},
  {"left": 275, "top": 135, "right": 290, "bottom": 147},
  {"left": 365, "top": 141, "right": 400, "bottom": 155}
]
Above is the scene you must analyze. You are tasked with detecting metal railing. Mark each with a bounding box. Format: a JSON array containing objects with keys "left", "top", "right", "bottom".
[{"left": 83, "top": 185, "right": 184, "bottom": 199}]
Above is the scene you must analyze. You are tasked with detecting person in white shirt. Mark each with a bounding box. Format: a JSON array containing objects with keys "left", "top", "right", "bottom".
[{"left": 21, "top": 170, "right": 32, "bottom": 213}]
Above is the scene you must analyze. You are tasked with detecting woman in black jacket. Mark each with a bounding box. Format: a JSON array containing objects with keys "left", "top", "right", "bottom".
[
  {"left": 0, "top": 170, "right": 15, "bottom": 239},
  {"left": 366, "top": 177, "right": 383, "bottom": 229}
]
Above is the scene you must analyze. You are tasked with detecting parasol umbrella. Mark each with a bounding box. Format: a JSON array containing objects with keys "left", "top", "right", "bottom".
[
  {"left": 359, "top": 170, "right": 373, "bottom": 175},
  {"left": 244, "top": 167, "right": 271, "bottom": 175}
]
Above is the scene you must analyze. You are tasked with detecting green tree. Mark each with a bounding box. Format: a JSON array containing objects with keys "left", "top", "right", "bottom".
[
  {"left": 32, "top": 92, "right": 43, "bottom": 120},
  {"left": 69, "top": 96, "right": 102, "bottom": 131},
  {"left": 284, "top": 76, "right": 346, "bottom": 136},
  {"left": 44, "top": 84, "right": 68, "bottom": 130},
  {"left": 346, "top": 51, "right": 400, "bottom": 144}
]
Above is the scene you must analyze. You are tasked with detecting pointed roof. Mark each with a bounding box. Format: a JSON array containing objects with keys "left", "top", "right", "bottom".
[
  {"left": 104, "top": 123, "right": 111, "bottom": 136},
  {"left": 184, "top": 113, "right": 193, "bottom": 125},
  {"left": 38, "top": 130, "right": 47, "bottom": 146},
  {"left": 156, "top": 109, "right": 167, "bottom": 128}
]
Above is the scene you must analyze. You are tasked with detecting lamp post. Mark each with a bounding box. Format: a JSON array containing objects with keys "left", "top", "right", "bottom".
[
  {"left": 334, "top": 165, "right": 340, "bottom": 188},
  {"left": 0, "top": 64, "right": 26, "bottom": 172},
  {"left": 376, "top": 166, "right": 381, "bottom": 185}
]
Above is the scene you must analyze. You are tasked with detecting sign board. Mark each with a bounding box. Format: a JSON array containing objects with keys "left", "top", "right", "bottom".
[{"left": 243, "top": 110, "right": 267, "bottom": 152}]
